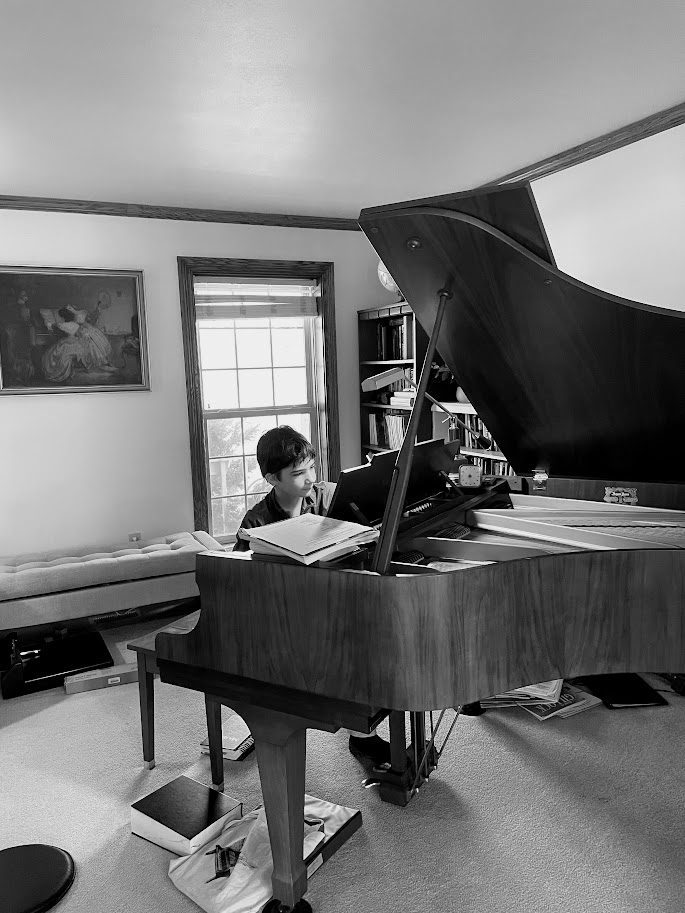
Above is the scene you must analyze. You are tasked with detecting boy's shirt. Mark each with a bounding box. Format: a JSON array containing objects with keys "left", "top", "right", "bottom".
[{"left": 233, "top": 481, "right": 335, "bottom": 551}]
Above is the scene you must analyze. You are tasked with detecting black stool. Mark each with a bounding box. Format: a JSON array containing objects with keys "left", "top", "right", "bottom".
[{"left": 0, "top": 845, "right": 75, "bottom": 913}]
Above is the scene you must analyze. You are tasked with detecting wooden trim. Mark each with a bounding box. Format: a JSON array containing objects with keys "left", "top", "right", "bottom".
[
  {"left": 0, "top": 194, "right": 360, "bottom": 231},
  {"left": 318, "top": 262, "right": 341, "bottom": 481},
  {"left": 486, "top": 100, "right": 685, "bottom": 186},
  {"left": 177, "top": 258, "right": 209, "bottom": 531},
  {"left": 3, "top": 103, "right": 683, "bottom": 228},
  {"left": 177, "top": 256, "right": 341, "bottom": 531}
]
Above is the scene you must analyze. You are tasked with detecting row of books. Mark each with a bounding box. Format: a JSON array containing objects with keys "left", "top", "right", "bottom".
[
  {"left": 375, "top": 315, "right": 412, "bottom": 360},
  {"left": 471, "top": 455, "right": 515, "bottom": 477},
  {"left": 368, "top": 411, "right": 406, "bottom": 449},
  {"left": 453, "top": 413, "right": 498, "bottom": 449}
]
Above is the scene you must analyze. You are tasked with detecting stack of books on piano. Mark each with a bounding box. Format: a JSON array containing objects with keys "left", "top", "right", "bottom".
[{"left": 240, "top": 513, "right": 379, "bottom": 565}]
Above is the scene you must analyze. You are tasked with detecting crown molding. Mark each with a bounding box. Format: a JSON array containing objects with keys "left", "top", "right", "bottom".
[
  {"left": 2, "top": 100, "right": 683, "bottom": 224},
  {"left": 487, "top": 100, "right": 685, "bottom": 187},
  {"left": 0, "top": 194, "right": 360, "bottom": 231}
]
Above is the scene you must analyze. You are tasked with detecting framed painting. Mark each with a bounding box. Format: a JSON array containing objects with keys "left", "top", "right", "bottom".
[{"left": 0, "top": 266, "right": 149, "bottom": 394}]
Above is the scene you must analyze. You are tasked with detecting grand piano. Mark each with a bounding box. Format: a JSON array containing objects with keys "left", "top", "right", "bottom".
[{"left": 156, "top": 183, "right": 685, "bottom": 913}]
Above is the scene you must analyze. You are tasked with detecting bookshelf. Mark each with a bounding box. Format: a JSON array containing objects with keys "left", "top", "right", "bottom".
[
  {"left": 431, "top": 403, "right": 514, "bottom": 477},
  {"left": 358, "top": 303, "right": 433, "bottom": 459},
  {"left": 358, "top": 302, "right": 512, "bottom": 477}
]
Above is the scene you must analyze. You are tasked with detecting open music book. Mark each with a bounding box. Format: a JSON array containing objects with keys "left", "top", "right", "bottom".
[{"left": 240, "top": 513, "right": 380, "bottom": 565}]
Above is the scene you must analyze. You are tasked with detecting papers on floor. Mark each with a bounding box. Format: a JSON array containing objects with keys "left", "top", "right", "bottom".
[
  {"left": 479, "top": 679, "right": 564, "bottom": 709},
  {"left": 240, "top": 513, "right": 379, "bottom": 565},
  {"left": 521, "top": 683, "right": 603, "bottom": 720},
  {"left": 200, "top": 712, "right": 254, "bottom": 762},
  {"left": 478, "top": 679, "right": 603, "bottom": 720}
]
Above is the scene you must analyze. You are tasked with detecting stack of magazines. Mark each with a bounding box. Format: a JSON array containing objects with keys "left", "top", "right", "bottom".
[
  {"left": 240, "top": 513, "right": 379, "bottom": 565},
  {"left": 479, "top": 679, "right": 564, "bottom": 710},
  {"left": 521, "top": 683, "right": 603, "bottom": 721}
]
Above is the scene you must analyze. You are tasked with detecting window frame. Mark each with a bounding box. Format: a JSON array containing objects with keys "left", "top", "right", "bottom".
[{"left": 177, "top": 256, "right": 340, "bottom": 533}]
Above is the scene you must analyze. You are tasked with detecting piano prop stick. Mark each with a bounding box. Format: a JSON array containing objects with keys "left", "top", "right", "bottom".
[
  {"left": 370, "top": 283, "right": 453, "bottom": 575},
  {"left": 154, "top": 182, "right": 685, "bottom": 912}
]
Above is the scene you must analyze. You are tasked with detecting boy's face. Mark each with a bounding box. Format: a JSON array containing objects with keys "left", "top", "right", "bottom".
[{"left": 267, "top": 457, "right": 317, "bottom": 502}]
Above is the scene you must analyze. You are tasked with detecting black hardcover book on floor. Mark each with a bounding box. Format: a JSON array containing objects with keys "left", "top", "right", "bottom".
[
  {"left": 570, "top": 673, "right": 668, "bottom": 709},
  {"left": 131, "top": 776, "right": 242, "bottom": 855}
]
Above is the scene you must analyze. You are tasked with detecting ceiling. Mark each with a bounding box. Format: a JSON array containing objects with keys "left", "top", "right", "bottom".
[{"left": 3, "top": 0, "right": 684, "bottom": 219}]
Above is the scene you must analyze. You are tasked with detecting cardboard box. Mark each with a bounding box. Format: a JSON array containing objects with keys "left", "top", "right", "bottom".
[{"left": 64, "top": 662, "right": 138, "bottom": 693}]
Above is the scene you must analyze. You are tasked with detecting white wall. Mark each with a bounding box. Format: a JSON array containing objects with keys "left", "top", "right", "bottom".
[
  {"left": 0, "top": 210, "right": 396, "bottom": 554},
  {"left": 532, "top": 123, "right": 685, "bottom": 312}
]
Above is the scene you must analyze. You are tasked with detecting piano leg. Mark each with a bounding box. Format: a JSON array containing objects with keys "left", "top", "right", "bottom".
[
  {"left": 204, "top": 695, "right": 224, "bottom": 790},
  {"left": 135, "top": 652, "right": 155, "bottom": 770},
  {"left": 224, "top": 702, "right": 312, "bottom": 910},
  {"left": 378, "top": 711, "right": 438, "bottom": 807},
  {"left": 377, "top": 711, "right": 415, "bottom": 806}
]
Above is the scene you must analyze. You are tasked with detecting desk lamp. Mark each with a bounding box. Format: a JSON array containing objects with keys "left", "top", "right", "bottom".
[{"left": 361, "top": 365, "right": 492, "bottom": 450}]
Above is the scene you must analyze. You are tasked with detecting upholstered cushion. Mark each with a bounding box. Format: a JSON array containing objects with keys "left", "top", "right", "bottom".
[
  {"left": 0, "top": 531, "right": 223, "bottom": 603},
  {"left": 0, "top": 844, "right": 75, "bottom": 913}
]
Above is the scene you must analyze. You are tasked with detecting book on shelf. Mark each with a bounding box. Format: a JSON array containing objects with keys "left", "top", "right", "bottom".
[
  {"left": 374, "top": 315, "right": 412, "bottom": 360},
  {"left": 239, "top": 513, "right": 379, "bottom": 565},
  {"left": 521, "top": 683, "right": 603, "bottom": 721},
  {"left": 200, "top": 712, "right": 254, "bottom": 761},
  {"left": 389, "top": 391, "right": 415, "bottom": 407},
  {"left": 131, "top": 775, "right": 243, "bottom": 855},
  {"left": 367, "top": 410, "right": 407, "bottom": 450}
]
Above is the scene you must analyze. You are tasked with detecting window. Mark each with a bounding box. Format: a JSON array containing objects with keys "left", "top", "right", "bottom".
[{"left": 178, "top": 259, "right": 340, "bottom": 543}]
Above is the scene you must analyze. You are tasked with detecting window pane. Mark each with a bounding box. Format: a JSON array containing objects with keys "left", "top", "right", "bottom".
[
  {"left": 202, "top": 370, "right": 238, "bottom": 409},
  {"left": 236, "top": 328, "right": 271, "bottom": 368},
  {"left": 238, "top": 369, "right": 273, "bottom": 407},
  {"left": 271, "top": 317, "right": 304, "bottom": 329},
  {"left": 234, "top": 317, "right": 270, "bottom": 329},
  {"left": 209, "top": 457, "right": 244, "bottom": 497},
  {"left": 272, "top": 327, "right": 305, "bottom": 367},
  {"left": 246, "top": 455, "right": 267, "bottom": 493},
  {"left": 246, "top": 493, "right": 265, "bottom": 511},
  {"left": 273, "top": 368, "right": 307, "bottom": 406},
  {"left": 243, "top": 415, "right": 277, "bottom": 453},
  {"left": 211, "top": 496, "right": 246, "bottom": 537},
  {"left": 199, "top": 328, "right": 235, "bottom": 369},
  {"left": 207, "top": 418, "right": 242, "bottom": 458},
  {"left": 277, "top": 413, "right": 311, "bottom": 440}
]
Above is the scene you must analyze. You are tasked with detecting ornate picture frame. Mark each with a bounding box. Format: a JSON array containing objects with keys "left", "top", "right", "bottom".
[{"left": 0, "top": 266, "right": 149, "bottom": 393}]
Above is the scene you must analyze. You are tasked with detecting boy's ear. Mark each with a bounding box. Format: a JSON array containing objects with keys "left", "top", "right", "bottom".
[{"left": 264, "top": 471, "right": 279, "bottom": 487}]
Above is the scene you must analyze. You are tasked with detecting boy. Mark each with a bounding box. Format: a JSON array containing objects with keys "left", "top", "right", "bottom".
[
  {"left": 233, "top": 425, "right": 333, "bottom": 550},
  {"left": 233, "top": 425, "right": 391, "bottom": 769}
]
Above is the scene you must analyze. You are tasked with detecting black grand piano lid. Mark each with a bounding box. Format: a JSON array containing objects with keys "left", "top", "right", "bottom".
[{"left": 358, "top": 183, "right": 685, "bottom": 485}]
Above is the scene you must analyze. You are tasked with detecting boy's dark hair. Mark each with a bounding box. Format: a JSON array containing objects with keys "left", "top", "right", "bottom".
[{"left": 257, "top": 425, "right": 315, "bottom": 477}]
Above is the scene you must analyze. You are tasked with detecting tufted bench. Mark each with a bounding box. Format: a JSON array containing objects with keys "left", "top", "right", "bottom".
[{"left": 0, "top": 530, "right": 224, "bottom": 634}]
